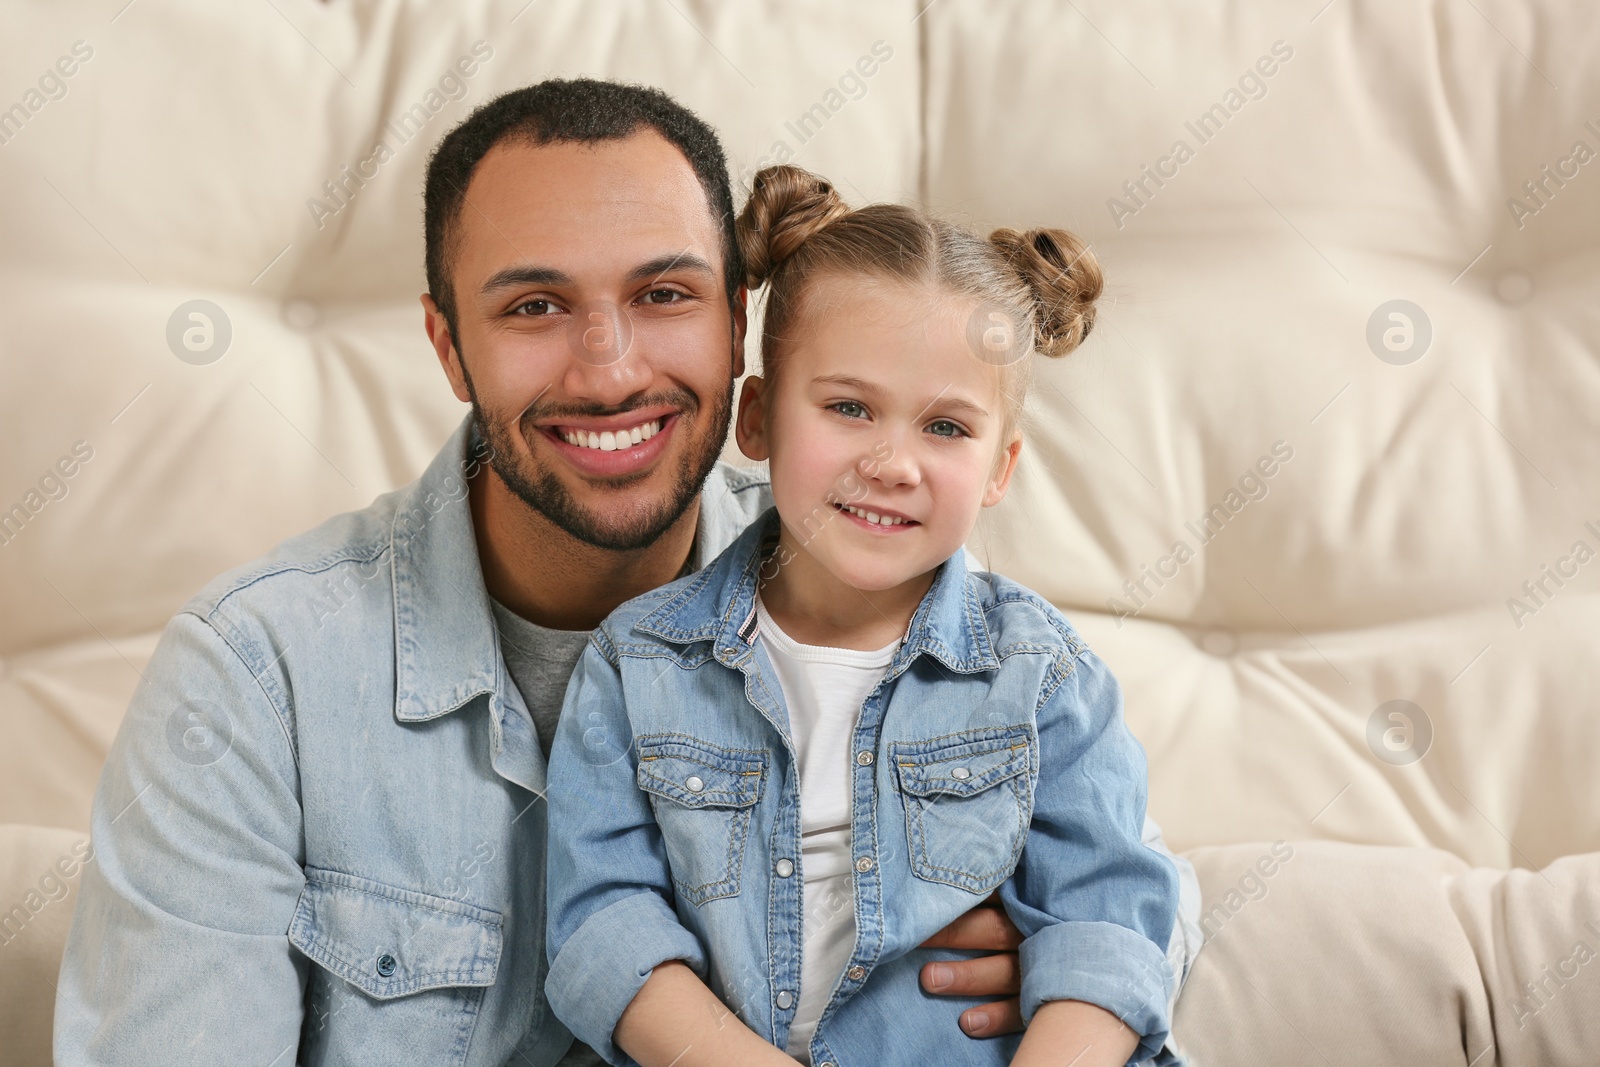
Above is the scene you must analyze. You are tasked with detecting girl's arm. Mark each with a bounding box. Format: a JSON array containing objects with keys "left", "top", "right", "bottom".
[
  {"left": 614, "top": 961, "right": 799, "bottom": 1067},
  {"left": 546, "top": 636, "right": 778, "bottom": 1064},
  {"left": 1008, "top": 999, "right": 1139, "bottom": 1067},
  {"left": 997, "top": 637, "right": 1181, "bottom": 1064}
]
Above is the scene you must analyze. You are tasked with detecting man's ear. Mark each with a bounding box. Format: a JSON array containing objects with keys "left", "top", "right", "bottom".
[
  {"left": 981, "top": 435, "right": 1024, "bottom": 508},
  {"left": 735, "top": 375, "right": 771, "bottom": 462},
  {"left": 422, "top": 293, "right": 471, "bottom": 404},
  {"left": 731, "top": 285, "right": 749, "bottom": 379}
]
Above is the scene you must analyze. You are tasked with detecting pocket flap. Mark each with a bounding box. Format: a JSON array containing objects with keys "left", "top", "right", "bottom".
[
  {"left": 636, "top": 735, "right": 767, "bottom": 809},
  {"left": 893, "top": 727, "right": 1033, "bottom": 798},
  {"left": 288, "top": 867, "right": 502, "bottom": 1000}
]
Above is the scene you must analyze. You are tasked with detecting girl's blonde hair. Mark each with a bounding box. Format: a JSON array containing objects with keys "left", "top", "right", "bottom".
[{"left": 734, "top": 164, "right": 1103, "bottom": 428}]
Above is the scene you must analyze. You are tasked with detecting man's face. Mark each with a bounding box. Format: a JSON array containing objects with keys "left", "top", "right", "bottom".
[{"left": 426, "top": 130, "right": 744, "bottom": 551}]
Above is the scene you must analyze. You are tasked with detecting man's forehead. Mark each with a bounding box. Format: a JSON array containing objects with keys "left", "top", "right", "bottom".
[{"left": 457, "top": 131, "right": 719, "bottom": 276}]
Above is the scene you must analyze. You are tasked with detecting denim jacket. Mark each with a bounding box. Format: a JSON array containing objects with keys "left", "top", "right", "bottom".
[{"left": 544, "top": 510, "right": 1181, "bottom": 1067}]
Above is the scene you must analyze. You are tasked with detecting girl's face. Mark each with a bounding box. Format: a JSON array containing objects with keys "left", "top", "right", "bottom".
[{"left": 736, "top": 272, "right": 1023, "bottom": 595}]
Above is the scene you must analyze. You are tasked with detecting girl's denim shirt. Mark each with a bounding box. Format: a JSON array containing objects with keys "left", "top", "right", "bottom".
[{"left": 545, "top": 508, "right": 1181, "bottom": 1067}]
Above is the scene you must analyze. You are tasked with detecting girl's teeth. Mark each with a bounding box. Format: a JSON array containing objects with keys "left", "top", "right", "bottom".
[
  {"left": 843, "top": 504, "right": 906, "bottom": 526},
  {"left": 563, "top": 419, "right": 661, "bottom": 450}
]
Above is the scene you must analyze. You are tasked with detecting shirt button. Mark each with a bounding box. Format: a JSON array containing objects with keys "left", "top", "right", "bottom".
[
  {"left": 821, "top": 1062, "right": 836, "bottom": 1067},
  {"left": 776, "top": 990, "right": 795, "bottom": 1009},
  {"left": 855, "top": 856, "right": 874, "bottom": 873},
  {"left": 855, "top": 750, "right": 874, "bottom": 766},
  {"left": 775, "top": 858, "right": 795, "bottom": 878},
  {"left": 376, "top": 953, "right": 396, "bottom": 977},
  {"left": 950, "top": 766, "right": 972, "bottom": 780},
  {"left": 847, "top": 965, "right": 867, "bottom": 981},
  {"left": 684, "top": 775, "right": 705, "bottom": 792}
]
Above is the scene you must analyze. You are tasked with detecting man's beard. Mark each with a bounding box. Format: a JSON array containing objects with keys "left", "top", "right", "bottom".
[{"left": 467, "top": 373, "right": 733, "bottom": 553}]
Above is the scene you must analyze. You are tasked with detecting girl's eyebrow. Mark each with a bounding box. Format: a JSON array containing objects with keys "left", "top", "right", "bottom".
[{"left": 811, "top": 374, "right": 990, "bottom": 420}]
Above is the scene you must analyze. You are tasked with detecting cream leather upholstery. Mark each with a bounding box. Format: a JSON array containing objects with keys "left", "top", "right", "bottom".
[{"left": 2, "top": 2, "right": 1595, "bottom": 1064}]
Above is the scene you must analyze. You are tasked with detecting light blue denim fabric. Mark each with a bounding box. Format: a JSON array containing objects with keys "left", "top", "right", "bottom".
[
  {"left": 54, "top": 412, "right": 1197, "bottom": 1066},
  {"left": 53, "top": 415, "right": 769, "bottom": 1067},
  {"left": 545, "top": 509, "right": 1182, "bottom": 1067}
]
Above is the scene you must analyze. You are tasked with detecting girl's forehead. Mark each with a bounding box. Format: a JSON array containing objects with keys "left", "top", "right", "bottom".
[
  {"left": 783, "top": 273, "right": 1005, "bottom": 404},
  {"left": 793, "top": 272, "right": 982, "bottom": 347}
]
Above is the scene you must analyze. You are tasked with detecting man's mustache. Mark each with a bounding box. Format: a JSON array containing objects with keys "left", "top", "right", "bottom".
[{"left": 518, "top": 387, "right": 700, "bottom": 426}]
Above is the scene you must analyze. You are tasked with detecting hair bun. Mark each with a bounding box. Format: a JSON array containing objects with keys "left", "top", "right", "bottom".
[
  {"left": 988, "top": 227, "right": 1103, "bottom": 357},
  {"left": 735, "top": 165, "right": 852, "bottom": 290}
]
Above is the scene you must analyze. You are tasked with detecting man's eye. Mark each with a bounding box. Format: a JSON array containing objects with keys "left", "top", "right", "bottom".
[
  {"left": 513, "top": 299, "right": 558, "bottom": 316},
  {"left": 830, "top": 400, "right": 868, "bottom": 419},
  {"left": 641, "top": 288, "right": 683, "bottom": 305},
  {"left": 927, "top": 419, "right": 968, "bottom": 438}
]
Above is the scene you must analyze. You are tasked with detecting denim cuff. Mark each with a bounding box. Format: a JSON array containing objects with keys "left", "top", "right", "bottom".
[
  {"left": 545, "top": 892, "right": 709, "bottom": 1064},
  {"left": 1019, "top": 920, "right": 1175, "bottom": 1062}
]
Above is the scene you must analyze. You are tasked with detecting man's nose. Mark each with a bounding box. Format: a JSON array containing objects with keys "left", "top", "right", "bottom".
[{"left": 560, "top": 302, "right": 648, "bottom": 404}]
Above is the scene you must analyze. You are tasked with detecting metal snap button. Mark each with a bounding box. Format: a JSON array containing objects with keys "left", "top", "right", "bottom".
[
  {"left": 847, "top": 965, "right": 867, "bottom": 981},
  {"left": 685, "top": 775, "right": 705, "bottom": 792},
  {"left": 855, "top": 856, "right": 874, "bottom": 873},
  {"left": 950, "top": 766, "right": 972, "bottom": 780},
  {"left": 776, "top": 989, "right": 795, "bottom": 1009},
  {"left": 855, "top": 750, "right": 874, "bottom": 766},
  {"left": 376, "top": 953, "right": 396, "bottom": 977},
  {"left": 775, "top": 858, "right": 795, "bottom": 878}
]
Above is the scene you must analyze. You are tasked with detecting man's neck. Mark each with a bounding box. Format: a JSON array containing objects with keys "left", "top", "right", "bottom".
[{"left": 469, "top": 466, "right": 699, "bottom": 632}]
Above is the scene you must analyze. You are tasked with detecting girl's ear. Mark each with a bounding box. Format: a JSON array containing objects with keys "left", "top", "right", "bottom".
[
  {"left": 981, "top": 434, "right": 1023, "bottom": 508},
  {"left": 735, "top": 375, "right": 772, "bottom": 461}
]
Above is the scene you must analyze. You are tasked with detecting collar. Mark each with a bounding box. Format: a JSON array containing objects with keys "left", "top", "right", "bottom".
[
  {"left": 635, "top": 507, "right": 1000, "bottom": 677},
  {"left": 391, "top": 414, "right": 503, "bottom": 724}
]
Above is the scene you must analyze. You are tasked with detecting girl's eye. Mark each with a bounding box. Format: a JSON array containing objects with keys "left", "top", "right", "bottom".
[
  {"left": 513, "top": 299, "right": 558, "bottom": 317},
  {"left": 641, "top": 288, "right": 683, "bottom": 305},
  {"left": 927, "top": 418, "right": 968, "bottom": 438},
  {"left": 830, "top": 400, "right": 868, "bottom": 419}
]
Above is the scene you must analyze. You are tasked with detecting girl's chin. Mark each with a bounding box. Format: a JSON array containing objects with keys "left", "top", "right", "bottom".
[{"left": 816, "top": 555, "right": 940, "bottom": 596}]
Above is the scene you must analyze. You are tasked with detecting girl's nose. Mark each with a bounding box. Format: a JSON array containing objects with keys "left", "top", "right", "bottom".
[{"left": 862, "top": 436, "right": 919, "bottom": 487}]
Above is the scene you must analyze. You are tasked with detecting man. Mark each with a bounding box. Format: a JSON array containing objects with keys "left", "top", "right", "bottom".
[{"left": 56, "top": 79, "right": 1199, "bottom": 1065}]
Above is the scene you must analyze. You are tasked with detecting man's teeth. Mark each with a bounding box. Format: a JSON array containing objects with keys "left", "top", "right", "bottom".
[
  {"left": 560, "top": 418, "right": 663, "bottom": 451},
  {"left": 840, "top": 503, "right": 909, "bottom": 526}
]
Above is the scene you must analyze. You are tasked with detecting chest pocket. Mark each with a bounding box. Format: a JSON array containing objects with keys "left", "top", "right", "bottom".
[
  {"left": 892, "top": 726, "right": 1035, "bottom": 894},
  {"left": 636, "top": 735, "right": 767, "bottom": 907},
  {"left": 288, "top": 867, "right": 503, "bottom": 1063}
]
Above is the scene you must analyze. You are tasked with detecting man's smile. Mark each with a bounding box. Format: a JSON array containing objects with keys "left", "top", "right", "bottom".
[{"left": 534, "top": 409, "right": 683, "bottom": 479}]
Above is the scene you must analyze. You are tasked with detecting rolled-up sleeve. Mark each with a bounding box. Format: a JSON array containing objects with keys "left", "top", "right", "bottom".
[
  {"left": 999, "top": 641, "right": 1179, "bottom": 1064},
  {"left": 55, "top": 610, "right": 309, "bottom": 1065},
  {"left": 544, "top": 632, "right": 708, "bottom": 1065}
]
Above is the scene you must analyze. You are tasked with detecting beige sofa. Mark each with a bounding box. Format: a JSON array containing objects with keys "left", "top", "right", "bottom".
[{"left": 2, "top": 1, "right": 1596, "bottom": 1064}]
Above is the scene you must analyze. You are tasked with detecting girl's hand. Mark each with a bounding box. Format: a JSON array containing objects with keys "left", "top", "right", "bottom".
[{"left": 917, "top": 891, "right": 1026, "bottom": 1037}]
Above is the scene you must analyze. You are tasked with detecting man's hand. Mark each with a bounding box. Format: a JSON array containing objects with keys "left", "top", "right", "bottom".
[{"left": 917, "top": 892, "right": 1025, "bottom": 1038}]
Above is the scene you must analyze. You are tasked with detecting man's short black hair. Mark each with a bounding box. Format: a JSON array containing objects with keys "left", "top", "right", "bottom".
[{"left": 423, "top": 79, "right": 742, "bottom": 343}]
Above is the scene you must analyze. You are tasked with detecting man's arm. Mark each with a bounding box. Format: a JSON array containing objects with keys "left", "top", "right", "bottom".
[{"left": 55, "top": 610, "right": 308, "bottom": 1064}]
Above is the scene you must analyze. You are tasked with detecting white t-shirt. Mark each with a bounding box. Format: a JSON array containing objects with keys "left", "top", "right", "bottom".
[{"left": 753, "top": 595, "right": 902, "bottom": 1064}]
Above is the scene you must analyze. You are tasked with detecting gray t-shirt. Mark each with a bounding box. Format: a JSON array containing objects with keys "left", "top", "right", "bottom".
[{"left": 490, "top": 596, "right": 593, "bottom": 761}]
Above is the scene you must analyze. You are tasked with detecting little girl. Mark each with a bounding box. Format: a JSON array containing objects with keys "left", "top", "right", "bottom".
[{"left": 544, "top": 165, "right": 1180, "bottom": 1067}]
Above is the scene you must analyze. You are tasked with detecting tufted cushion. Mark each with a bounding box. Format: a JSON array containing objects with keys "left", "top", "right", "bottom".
[{"left": 928, "top": 0, "right": 1600, "bottom": 869}]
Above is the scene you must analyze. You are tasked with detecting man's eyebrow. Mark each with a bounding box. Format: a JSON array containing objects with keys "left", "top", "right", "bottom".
[
  {"left": 478, "top": 253, "right": 716, "bottom": 298},
  {"left": 626, "top": 251, "right": 716, "bottom": 283},
  {"left": 812, "top": 374, "right": 991, "bottom": 419},
  {"left": 479, "top": 264, "right": 574, "bottom": 295}
]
